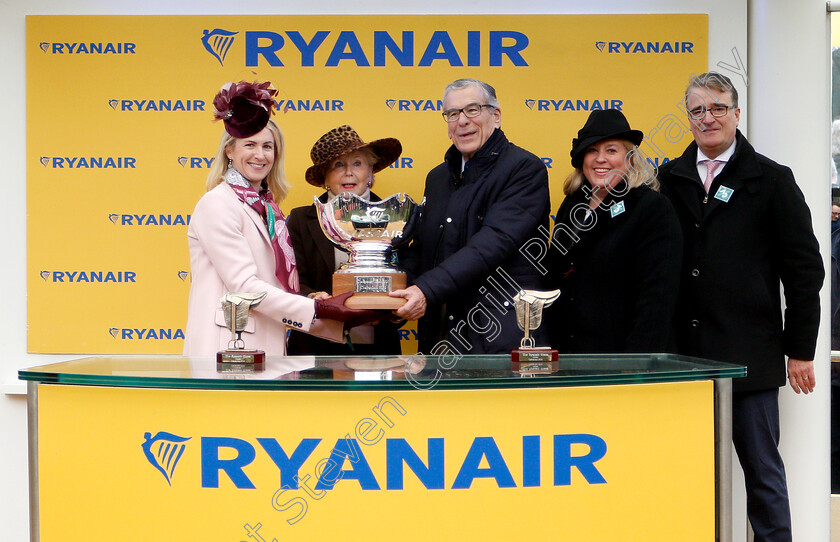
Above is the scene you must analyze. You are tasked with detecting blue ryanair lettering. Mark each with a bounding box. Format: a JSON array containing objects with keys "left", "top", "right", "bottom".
[
  {"left": 535, "top": 99, "right": 623, "bottom": 112},
  {"left": 119, "top": 329, "right": 186, "bottom": 340},
  {"left": 51, "top": 157, "right": 136, "bottom": 169},
  {"left": 120, "top": 215, "right": 191, "bottom": 226},
  {"left": 606, "top": 41, "right": 694, "bottom": 54},
  {"left": 191, "top": 157, "right": 214, "bottom": 168},
  {"left": 275, "top": 100, "right": 344, "bottom": 112},
  {"left": 50, "top": 271, "right": 136, "bottom": 283},
  {"left": 119, "top": 100, "right": 205, "bottom": 112},
  {"left": 388, "top": 157, "right": 414, "bottom": 169},
  {"left": 244, "top": 30, "right": 529, "bottom": 67},
  {"left": 200, "top": 434, "right": 607, "bottom": 490},
  {"left": 50, "top": 42, "right": 136, "bottom": 54},
  {"left": 397, "top": 100, "right": 444, "bottom": 112}
]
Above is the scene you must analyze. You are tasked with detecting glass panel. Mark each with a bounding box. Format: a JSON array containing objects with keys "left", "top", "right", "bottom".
[{"left": 19, "top": 354, "right": 745, "bottom": 391}]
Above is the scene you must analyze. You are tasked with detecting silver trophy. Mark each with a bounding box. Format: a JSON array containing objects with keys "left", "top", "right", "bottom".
[
  {"left": 511, "top": 289, "right": 561, "bottom": 373},
  {"left": 217, "top": 291, "right": 267, "bottom": 367},
  {"left": 314, "top": 193, "right": 422, "bottom": 309}
]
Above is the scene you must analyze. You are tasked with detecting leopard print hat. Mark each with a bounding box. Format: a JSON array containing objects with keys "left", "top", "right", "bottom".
[{"left": 305, "top": 125, "right": 402, "bottom": 187}]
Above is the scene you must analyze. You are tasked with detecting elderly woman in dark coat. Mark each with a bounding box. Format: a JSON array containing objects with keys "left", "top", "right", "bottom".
[
  {"left": 547, "top": 109, "right": 683, "bottom": 353},
  {"left": 286, "top": 125, "right": 404, "bottom": 355}
]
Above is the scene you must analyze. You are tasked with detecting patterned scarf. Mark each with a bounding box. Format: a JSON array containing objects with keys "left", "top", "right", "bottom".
[{"left": 225, "top": 167, "right": 299, "bottom": 293}]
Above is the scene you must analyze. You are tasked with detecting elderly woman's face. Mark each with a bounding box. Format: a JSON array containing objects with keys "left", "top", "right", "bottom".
[
  {"left": 226, "top": 127, "right": 275, "bottom": 188},
  {"left": 582, "top": 139, "right": 629, "bottom": 193},
  {"left": 324, "top": 150, "right": 373, "bottom": 196}
]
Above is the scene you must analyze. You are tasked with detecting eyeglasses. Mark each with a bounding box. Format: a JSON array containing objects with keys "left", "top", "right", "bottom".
[
  {"left": 687, "top": 105, "right": 736, "bottom": 120},
  {"left": 442, "top": 103, "right": 494, "bottom": 123}
]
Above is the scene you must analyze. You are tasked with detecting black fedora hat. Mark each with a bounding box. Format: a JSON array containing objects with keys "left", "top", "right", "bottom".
[{"left": 570, "top": 109, "right": 644, "bottom": 168}]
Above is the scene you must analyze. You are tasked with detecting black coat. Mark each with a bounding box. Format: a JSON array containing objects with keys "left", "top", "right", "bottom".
[
  {"left": 401, "top": 128, "right": 550, "bottom": 354},
  {"left": 547, "top": 184, "right": 683, "bottom": 353},
  {"left": 286, "top": 191, "right": 402, "bottom": 355},
  {"left": 659, "top": 131, "right": 824, "bottom": 392}
]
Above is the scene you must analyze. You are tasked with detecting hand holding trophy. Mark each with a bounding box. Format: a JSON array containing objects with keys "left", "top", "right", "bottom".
[{"left": 511, "top": 289, "right": 561, "bottom": 374}]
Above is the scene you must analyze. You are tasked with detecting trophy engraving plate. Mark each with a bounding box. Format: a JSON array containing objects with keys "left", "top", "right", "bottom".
[
  {"left": 510, "top": 290, "right": 561, "bottom": 374},
  {"left": 355, "top": 276, "right": 392, "bottom": 293},
  {"left": 316, "top": 193, "right": 422, "bottom": 310}
]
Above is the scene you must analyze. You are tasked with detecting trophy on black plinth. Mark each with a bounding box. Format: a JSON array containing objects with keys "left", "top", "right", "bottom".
[
  {"left": 217, "top": 292, "right": 267, "bottom": 371},
  {"left": 511, "top": 289, "right": 561, "bottom": 374},
  {"left": 314, "top": 192, "right": 422, "bottom": 310}
]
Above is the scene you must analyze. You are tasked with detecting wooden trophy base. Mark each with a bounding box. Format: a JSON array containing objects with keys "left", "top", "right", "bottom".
[
  {"left": 216, "top": 349, "right": 265, "bottom": 373},
  {"left": 511, "top": 347, "right": 559, "bottom": 374},
  {"left": 333, "top": 272, "right": 407, "bottom": 310},
  {"left": 216, "top": 349, "right": 265, "bottom": 365}
]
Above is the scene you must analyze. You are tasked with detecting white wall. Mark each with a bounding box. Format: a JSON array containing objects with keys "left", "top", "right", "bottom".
[
  {"left": 5, "top": 1, "right": 815, "bottom": 541},
  {"left": 749, "top": 2, "right": 832, "bottom": 542}
]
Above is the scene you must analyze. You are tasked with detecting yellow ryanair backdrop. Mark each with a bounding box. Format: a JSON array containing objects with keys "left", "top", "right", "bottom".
[
  {"left": 26, "top": 15, "right": 707, "bottom": 353},
  {"left": 37, "top": 381, "right": 715, "bottom": 540}
]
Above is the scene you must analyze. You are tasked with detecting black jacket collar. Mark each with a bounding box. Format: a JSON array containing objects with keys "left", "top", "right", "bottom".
[{"left": 443, "top": 128, "right": 507, "bottom": 182}]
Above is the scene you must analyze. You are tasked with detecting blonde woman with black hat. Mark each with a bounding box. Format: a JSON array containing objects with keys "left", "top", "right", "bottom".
[
  {"left": 183, "top": 83, "right": 379, "bottom": 357},
  {"left": 286, "top": 125, "right": 405, "bottom": 355},
  {"left": 547, "top": 109, "right": 683, "bottom": 354}
]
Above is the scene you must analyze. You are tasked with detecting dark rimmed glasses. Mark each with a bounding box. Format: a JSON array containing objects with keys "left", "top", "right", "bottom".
[
  {"left": 687, "top": 105, "right": 737, "bottom": 120},
  {"left": 442, "top": 103, "right": 494, "bottom": 123}
]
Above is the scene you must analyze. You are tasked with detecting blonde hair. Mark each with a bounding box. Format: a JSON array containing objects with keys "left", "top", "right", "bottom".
[
  {"left": 205, "top": 119, "right": 290, "bottom": 202},
  {"left": 563, "top": 140, "right": 658, "bottom": 196}
]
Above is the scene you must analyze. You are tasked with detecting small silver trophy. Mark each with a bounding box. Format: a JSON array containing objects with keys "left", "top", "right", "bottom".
[
  {"left": 314, "top": 192, "right": 422, "bottom": 310},
  {"left": 511, "top": 289, "right": 561, "bottom": 374},
  {"left": 217, "top": 292, "right": 267, "bottom": 368}
]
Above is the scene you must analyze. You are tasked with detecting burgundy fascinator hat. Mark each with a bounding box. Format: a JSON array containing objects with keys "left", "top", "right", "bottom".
[{"left": 212, "top": 81, "right": 278, "bottom": 138}]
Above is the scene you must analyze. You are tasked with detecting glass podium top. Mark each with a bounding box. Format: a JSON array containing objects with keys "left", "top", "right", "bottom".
[{"left": 19, "top": 353, "right": 745, "bottom": 391}]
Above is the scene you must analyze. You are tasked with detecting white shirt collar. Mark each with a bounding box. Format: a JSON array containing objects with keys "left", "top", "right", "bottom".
[{"left": 696, "top": 139, "right": 736, "bottom": 165}]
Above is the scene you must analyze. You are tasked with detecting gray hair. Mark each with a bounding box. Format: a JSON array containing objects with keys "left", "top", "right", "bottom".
[
  {"left": 685, "top": 71, "right": 739, "bottom": 108},
  {"left": 444, "top": 78, "right": 500, "bottom": 109}
]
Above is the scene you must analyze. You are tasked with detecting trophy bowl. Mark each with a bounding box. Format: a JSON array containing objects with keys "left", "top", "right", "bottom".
[{"left": 315, "top": 193, "right": 422, "bottom": 310}]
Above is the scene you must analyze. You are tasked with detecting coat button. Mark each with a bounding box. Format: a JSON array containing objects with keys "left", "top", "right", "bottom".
[
  {"left": 691, "top": 319, "right": 700, "bottom": 327},
  {"left": 446, "top": 217, "right": 452, "bottom": 223},
  {"left": 691, "top": 269, "right": 700, "bottom": 277},
  {"left": 448, "top": 315, "right": 454, "bottom": 321},
  {"left": 694, "top": 223, "right": 700, "bottom": 228}
]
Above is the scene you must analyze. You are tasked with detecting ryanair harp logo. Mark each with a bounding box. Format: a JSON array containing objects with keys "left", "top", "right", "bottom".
[
  {"left": 142, "top": 431, "right": 191, "bottom": 486},
  {"left": 202, "top": 28, "right": 238, "bottom": 66}
]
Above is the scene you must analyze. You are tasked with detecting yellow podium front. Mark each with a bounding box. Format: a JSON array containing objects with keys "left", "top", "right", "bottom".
[{"left": 22, "top": 354, "right": 743, "bottom": 541}]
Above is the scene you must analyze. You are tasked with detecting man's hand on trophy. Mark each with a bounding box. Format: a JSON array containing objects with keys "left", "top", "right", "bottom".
[
  {"left": 314, "top": 292, "right": 382, "bottom": 328},
  {"left": 390, "top": 285, "right": 427, "bottom": 320}
]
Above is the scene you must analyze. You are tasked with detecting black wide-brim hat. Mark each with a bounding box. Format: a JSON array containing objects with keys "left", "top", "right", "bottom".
[
  {"left": 570, "top": 109, "right": 644, "bottom": 168},
  {"left": 305, "top": 125, "right": 402, "bottom": 187}
]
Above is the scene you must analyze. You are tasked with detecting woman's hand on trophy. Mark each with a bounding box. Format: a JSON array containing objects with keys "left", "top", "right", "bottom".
[
  {"left": 314, "top": 292, "right": 382, "bottom": 328},
  {"left": 307, "top": 291, "right": 331, "bottom": 300},
  {"left": 390, "top": 285, "right": 427, "bottom": 320}
]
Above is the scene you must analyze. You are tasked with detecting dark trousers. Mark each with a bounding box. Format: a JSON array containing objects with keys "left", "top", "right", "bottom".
[{"left": 732, "top": 388, "right": 792, "bottom": 542}]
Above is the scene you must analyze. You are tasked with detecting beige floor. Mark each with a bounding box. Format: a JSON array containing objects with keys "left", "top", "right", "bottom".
[{"left": 833, "top": 495, "right": 840, "bottom": 541}]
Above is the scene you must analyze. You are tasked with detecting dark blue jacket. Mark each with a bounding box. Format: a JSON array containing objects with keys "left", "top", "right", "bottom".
[{"left": 402, "top": 128, "right": 550, "bottom": 354}]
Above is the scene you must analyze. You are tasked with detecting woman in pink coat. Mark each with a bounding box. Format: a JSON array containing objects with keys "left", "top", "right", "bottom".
[{"left": 184, "top": 81, "right": 373, "bottom": 356}]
